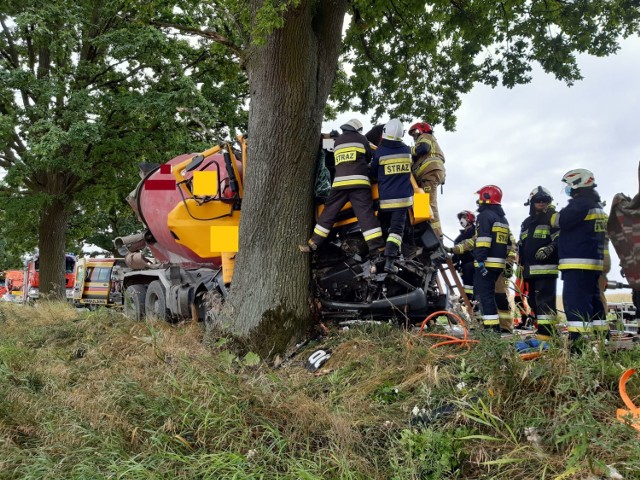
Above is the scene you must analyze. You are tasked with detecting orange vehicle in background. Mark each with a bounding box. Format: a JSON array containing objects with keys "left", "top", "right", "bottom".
[
  {"left": 23, "top": 254, "right": 77, "bottom": 302},
  {"left": 3, "top": 270, "right": 25, "bottom": 302}
]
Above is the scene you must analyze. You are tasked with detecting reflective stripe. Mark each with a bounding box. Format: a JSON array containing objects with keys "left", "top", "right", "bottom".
[
  {"left": 483, "top": 314, "right": 499, "bottom": 326},
  {"left": 387, "top": 233, "right": 402, "bottom": 247},
  {"left": 551, "top": 231, "right": 560, "bottom": 240},
  {"left": 415, "top": 158, "right": 444, "bottom": 177},
  {"left": 379, "top": 153, "right": 411, "bottom": 164},
  {"left": 332, "top": 175, "right": 371, "bottom": 188},
  {"left": 486, "top": 257, "right": 506, "bottom": 264},
  {"left": 529, "top": 264, "right": 559, "bottom": 275},
  {"left": 485, "top": 261, "right": 506, "bottom": 269},
  {"left": 380, "top": 197, "right": 413, "bottom": 209},
  {"left": 476, "top": 236, "right": 492, "bottom": 248},
  {"left": 537, "top": 315, "right": 555, "bottom": 325},
  {"left": 584, "top": 208, "right": 607, "bottom": 221},
  {"left": 335, "top": 142, "right": 366, "bottom": 150},
  {"left": 464, "top": 286, "right": 473, "bottom": 294},
  {"left": 313, "top": 224, "right": 330, "bottom": 238},
  {"left": 592, "top": 320, "right": 608, "bottom": 327},
  {"left": 566, "top": 321, "right": 593, "bottom": 332},
  {"left": 363, "top": 227, "right": 382, "bottom": 241},
  {"left": 492, "top": 225, "right": 509, "bottom": 234},
  {"left": 493, "top": 222, "right": 509, "bottom": 229},
  {"left": 533, "top": 225, "right": 550, "bottom": 237},
  {"left": 520, "top": 232, "right": 528, "bottom": 241},
  {"left": 558, "top": 258, "right": 603, "bottom": 271},
  {"left": 498, "top": 312, "right": 511, "bottom": 320},
  {"left": 551, "top": 212, "right": 559, "bottom": 228}
]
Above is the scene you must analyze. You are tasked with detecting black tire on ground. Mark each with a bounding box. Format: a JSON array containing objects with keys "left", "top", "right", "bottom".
[
  {"left": 145, "top": 280, "right": 169, "bottom": 321},
  {"left": 124, "top": 285, "right": 147, "bottom": 321}
]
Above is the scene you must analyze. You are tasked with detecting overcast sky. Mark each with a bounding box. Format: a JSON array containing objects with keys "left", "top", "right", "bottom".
[{"left": 327, "top": 36, "right": 640, "bottom": 286}]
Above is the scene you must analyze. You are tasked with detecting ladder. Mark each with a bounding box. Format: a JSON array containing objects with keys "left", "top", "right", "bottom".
[{"left": 435, "top": 256, "right": 475, "bottom": 320}]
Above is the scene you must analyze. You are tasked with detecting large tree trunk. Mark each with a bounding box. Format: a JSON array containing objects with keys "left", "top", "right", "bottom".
[
  {"left": 38, "top": 197, "right": 71, "bottom": 300},
  {"left": 222, "top": 0, "right": 348, "bottom": 358}
]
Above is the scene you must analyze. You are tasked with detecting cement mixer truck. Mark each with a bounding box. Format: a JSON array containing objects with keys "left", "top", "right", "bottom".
[{"left": 116, "top": 135, "right": 449, "bottom": 323}]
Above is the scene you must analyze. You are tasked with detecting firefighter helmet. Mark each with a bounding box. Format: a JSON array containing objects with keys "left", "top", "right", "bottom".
[
  {"left": 457, "top": 210, "right": 476, "bottom": 223},
  {"left": 476, "top": 185, "right": 503, "bottom": 205},
  {"left": 408, "top": 122, "right": 433, "bottom": 138},
  {"left": 340, "top": 118, "right": 363, "bottom": 132},
  {"left": 561, "top": 168, "right": 597, "bottom": 189},
  {"left": 524, "top": 186, "right": 553, "bottom": 206},
  {"left": 382, "top": 118, "right": 405, "bottom": 141}
]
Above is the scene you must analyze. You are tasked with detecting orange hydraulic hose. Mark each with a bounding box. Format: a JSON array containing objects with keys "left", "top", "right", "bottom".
[
  {"left": 616, "top": 368, "right": 640, "bottom": 431},
  {"left": 418, "top": 310, "right": 479, "bottom": 354}
]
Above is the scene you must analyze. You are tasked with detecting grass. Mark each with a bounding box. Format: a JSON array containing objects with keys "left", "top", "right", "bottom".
[{"left": 1, "top": 302, "right": 640, "bottom": 479}]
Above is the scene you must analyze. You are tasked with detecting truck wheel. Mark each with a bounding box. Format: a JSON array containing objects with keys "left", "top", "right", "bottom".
[
  {"left": 145, "top": 281, "right": 169, "bottom": 321},
  {"left": 124, "top": 285, "right": 147, "bottom": 321}
]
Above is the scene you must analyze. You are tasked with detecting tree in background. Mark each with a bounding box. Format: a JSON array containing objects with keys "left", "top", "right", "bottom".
[
  {"left": 0, "top": 0, "right": 247, "bottom": 298},
  {"left": 146, "top": 0, "right": 639, "bottom": 358}
]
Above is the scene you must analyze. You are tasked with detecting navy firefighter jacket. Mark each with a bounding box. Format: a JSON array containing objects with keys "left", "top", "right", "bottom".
[
  {"left": 473, "top": 204, "right": 510, "bottom": 270},
  {"left": 332, "top": 130, "right": 373, "bottom": 190},
  {"left": 519, "top": 206, "right": 559, "bottom": 278},
  {"left": 551, "top": 191, "right": 607, "bottom": 271},
  {"left": 369, "top": 139, "right": 414, "bottom": 210}
]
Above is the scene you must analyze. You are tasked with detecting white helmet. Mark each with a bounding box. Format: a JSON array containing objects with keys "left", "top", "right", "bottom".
[
  {"left": 340, "top": 118, "right": 363, "bottom": 132},
  {"left": 382, "top": 118, "right": 404, "bottom": 141},
  {"left": 562, "top": 168, "right": 597, "bottom": 189},
  {"left": 525, "top": 186, "right": 553, "bottom": 206}
]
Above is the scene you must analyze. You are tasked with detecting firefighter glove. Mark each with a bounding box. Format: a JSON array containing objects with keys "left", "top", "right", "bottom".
[
  {"left": 477, "top": 262, "right": 489, "bottom": 277},
  {"left": 443, "top": 245, "right": 454, "bottom": 254},
  {"left": 534, "top": 245, "right": 555, "bottom": 261},
  {"left": 504, "top": 263, "right": 514, "bottom": 279}
]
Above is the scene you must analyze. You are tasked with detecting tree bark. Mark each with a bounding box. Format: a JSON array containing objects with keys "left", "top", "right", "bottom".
[
  {"left": 38, "top": 196, "right": 71, "bottom": 300},
  {"left": 222, "top": 0, "right": 348, "bottom": 358}
]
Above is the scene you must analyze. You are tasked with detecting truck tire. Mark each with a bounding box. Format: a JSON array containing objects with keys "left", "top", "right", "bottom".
[
  {"left": 124, "top": 285, "right": 147, "bottom": 321},
  {"left": 145, "top": 280, "right": 169, "bottom": 321}
]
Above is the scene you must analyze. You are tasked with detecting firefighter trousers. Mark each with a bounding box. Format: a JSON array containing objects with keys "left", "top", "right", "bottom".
[
  {"left": 310, "top": 187, "right": 384, "bottom": 252},
  {"left": 526, "top": 276, "right": 557, "bottom": 338},
  {"left": 562, "top": 269, "right": 600, "bottom": 342},
  {"left": 474, "top": 267, "right": 502, "bottom": 332},
  {"left": 379, "top": 209, "right": 408, "bottom": 258}
]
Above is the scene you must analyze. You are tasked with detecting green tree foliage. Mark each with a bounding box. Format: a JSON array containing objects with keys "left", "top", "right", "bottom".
[
  {"left": 0, "top": 0, "right": 248, "bottom": 297},
  {"left": 334, "top": 0, "right": 640, "bottom": 128}
]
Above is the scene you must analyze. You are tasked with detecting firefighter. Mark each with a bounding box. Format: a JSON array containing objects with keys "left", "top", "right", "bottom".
[
  {"left": 473, "top": 185, "right": 511, "bottom": 332},
  {"left": 301, "top": 119, "right": 384, "bottom": 255},
  {"left": 445, "top": 212, "right": 516, "bottom": 331},
  {"left": 369, "top": 119, "right": 413, "bottom": 274},
  {"left": 551, "top": 168, "right": 608, "bottom": 346},
  {"left": 446, "top": 211, "right": 477, "bottom": 303},
  {"left": 408, "top": 122, "right": 446, "bottom": 238},
  {"left": 518, "top": 186, "right": 559, "bottom": 340}
]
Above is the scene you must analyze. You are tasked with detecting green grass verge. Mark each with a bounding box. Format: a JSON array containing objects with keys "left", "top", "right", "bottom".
[{"left": 1, "top": 302, "right": 640, "bottom": 479}]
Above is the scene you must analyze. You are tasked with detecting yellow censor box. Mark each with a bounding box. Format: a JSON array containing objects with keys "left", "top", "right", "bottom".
[
  {"left": 412, "top": 191, "right": 432, "bottom": 222},
  {"left": 193, "top": 171, "right": 218, "bottom": 196},
  {"left": 210, "top": 225, "right": 239, "bottom": 253}
]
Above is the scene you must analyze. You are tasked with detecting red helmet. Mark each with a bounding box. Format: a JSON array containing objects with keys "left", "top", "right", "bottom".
[
  {"left": 408, "top": 122, "right": 433, "bottom": 136},
  {"left": 457, "top": 210, "right": 476, "bottom": 223},
  {"left": 476, "top": 185, "right": 503, "bottom": 205}
]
